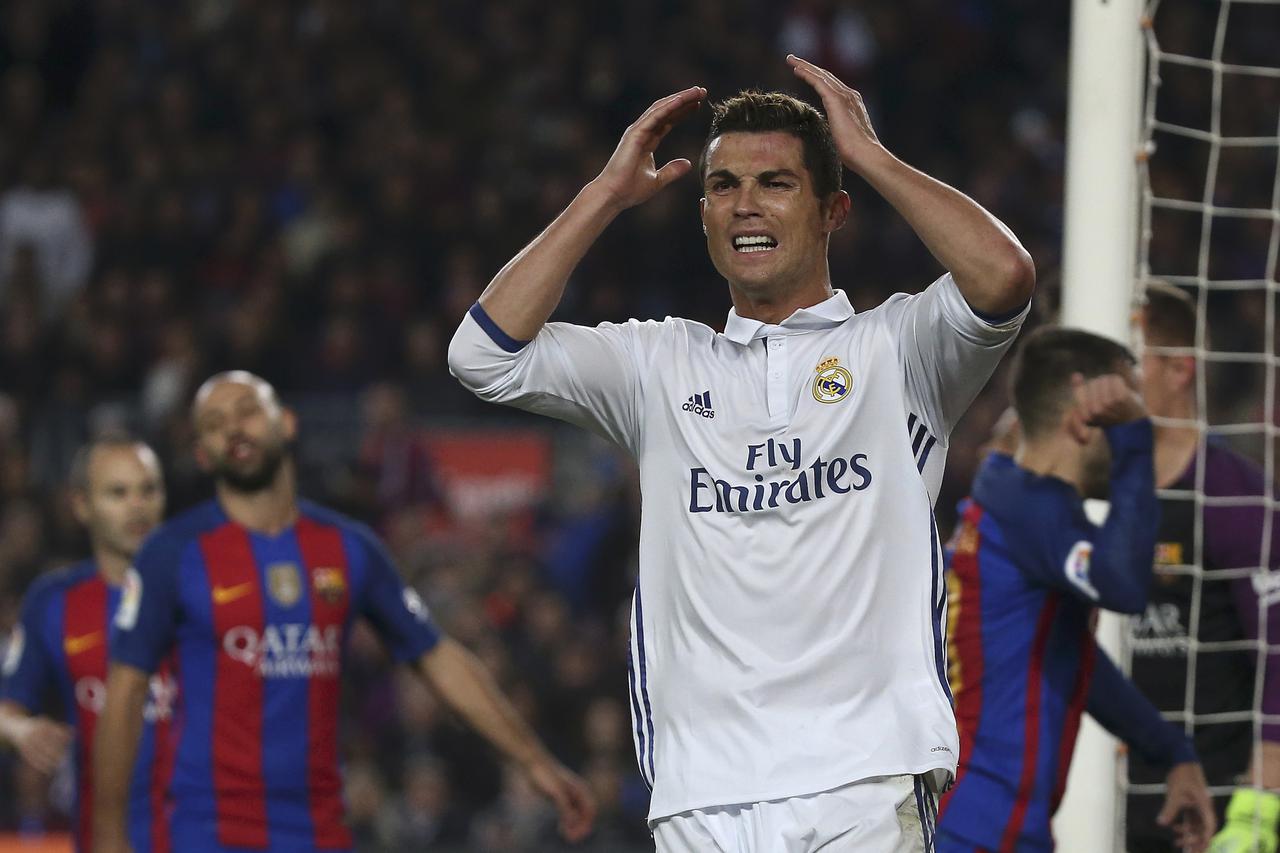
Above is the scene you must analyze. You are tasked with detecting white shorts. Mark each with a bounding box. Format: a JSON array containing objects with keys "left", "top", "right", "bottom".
[{"left": 651, "top": 774, "right": 938, "bottom": 853}]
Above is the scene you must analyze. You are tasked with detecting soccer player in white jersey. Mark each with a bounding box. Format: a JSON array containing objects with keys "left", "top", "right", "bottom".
[{"left": 448, "top": 55, "right": 1036, "bottom": 852}]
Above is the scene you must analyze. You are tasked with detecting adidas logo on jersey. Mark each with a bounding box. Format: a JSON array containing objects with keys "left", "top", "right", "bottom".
[{"left": 682, "top": 390, "right": 715, "bottom": 419}]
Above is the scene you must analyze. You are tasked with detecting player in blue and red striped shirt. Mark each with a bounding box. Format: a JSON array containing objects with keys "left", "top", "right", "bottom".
[
  {"left": 0, "top": 438, "right": 174, "bottom": 852},
  {"left": 91, "top": 371, "right": 595, "bottom": 853},
  {"left": 935, "top": 328, "right": 1214, "bottom": 852}
]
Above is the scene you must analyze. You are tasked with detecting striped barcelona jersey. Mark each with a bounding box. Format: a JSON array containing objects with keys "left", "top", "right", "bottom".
[
  {"left": 110, "top": 500, "right": 441, "bottom": 853},
  {"left": 0, "top": 561, "right": 177, "bottom": 853},
  {"left": 939, "top": 496, "right": 1097, "bottom": 852},
  {"left": 936, "top": 425, "right": 1190, "bottom": 853}
]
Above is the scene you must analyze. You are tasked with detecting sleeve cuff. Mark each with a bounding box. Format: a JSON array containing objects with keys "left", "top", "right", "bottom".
[
  {"left": 1104, "top": 419, "right": 1155, "bottom": 455},
  {"left": 971, "top": 298, "right": 1032, "bottom": 326},
  {"left": 936, "top": 272, "right": 1030, "bottom": 338},
  {"left": 468, "top": 303, "right": 529, "bottom": 353},
  {"left": 1169, "top": 729, "right": 1198, "bottom": 765}
]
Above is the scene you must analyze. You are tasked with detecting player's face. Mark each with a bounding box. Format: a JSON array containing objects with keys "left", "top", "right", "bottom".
[
  {"left": 193, "top": 380, "right": 296, "bottom": 492},
  {"left": 75, "top": 445, "right": 165, "bottom": 560},
  {"left": 700, "top": 132, "right": 848, "bottom": 301}
]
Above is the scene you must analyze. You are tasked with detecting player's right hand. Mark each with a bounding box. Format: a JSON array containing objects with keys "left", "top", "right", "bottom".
[
  {"left": 525, "top": 757, "right": 598, "bottom": 843},
  {"left": 13, "top": 714, "right": 72, "bottom": 775},
  {"left": 1066, "top": 372, "right": 1147, "bottom": 442},
  {"left": 590, "top": 86, "right": 706, "bottom": 212}
]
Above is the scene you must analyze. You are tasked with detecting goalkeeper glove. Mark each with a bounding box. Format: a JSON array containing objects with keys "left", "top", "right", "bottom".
[{"left": 1209, "top": 788, "right": 1280, "bottom": 853}]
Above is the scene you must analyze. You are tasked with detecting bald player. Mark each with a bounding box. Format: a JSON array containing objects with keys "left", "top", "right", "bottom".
[
  {"left": 92, "top": 371, "right": 595, "bottom": 853},
  {"left": 0, "top": 437, "right": 173, "bottom": 852}
]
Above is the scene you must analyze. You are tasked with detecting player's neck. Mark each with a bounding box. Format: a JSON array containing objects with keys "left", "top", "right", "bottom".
[
  {"left": 217, "top": 461, "right": 300, "bottom": 536},
  {"left": 92, "top": 547, "right": 131, "bottom": 587},
  {"left": 1015, "top": 438, "right": 1086, "bottom": 494},
  {"left": 1153, "top": 420, "right": 1199, "bottom": 489},
  {"left": 728, "top": 271, "right": 834, "bottom": 326}
]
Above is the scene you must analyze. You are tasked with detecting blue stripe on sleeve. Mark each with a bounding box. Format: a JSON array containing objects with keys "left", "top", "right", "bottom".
[
  {"left": 918, "top": 436, "right": 937, "bottom": 473},
  {"left": 468, "top": 303, "right": 529, "bottom": 353},
  {"left": 970, "top": 298, "right": 1031, "bottom": 326}
]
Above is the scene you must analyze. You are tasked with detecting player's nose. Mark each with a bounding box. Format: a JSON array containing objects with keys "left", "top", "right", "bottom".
[{"left": 731, "top": 181, "right": 763, "bottom": 217}]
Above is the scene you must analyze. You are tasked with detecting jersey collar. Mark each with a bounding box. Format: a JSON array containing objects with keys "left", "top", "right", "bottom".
[{"left": 722, "top": 289, "right": 856, "bottom": 345}]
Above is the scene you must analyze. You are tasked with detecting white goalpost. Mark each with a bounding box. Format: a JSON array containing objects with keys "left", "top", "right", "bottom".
[
  {"left": 1056, "top": 0, "right": 1280, "bottom": 850},
  {"left": 1054, "top": 0, "right": 1148, "bottom": 849}
]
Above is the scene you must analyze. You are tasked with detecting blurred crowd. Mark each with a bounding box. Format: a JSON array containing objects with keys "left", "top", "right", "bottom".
[{"left": 0, "top": 0, "right": 1275, "bottom": 849}]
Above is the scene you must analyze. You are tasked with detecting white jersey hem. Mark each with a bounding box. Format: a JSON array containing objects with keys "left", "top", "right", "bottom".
[{"left": 646, "top": 760, "right": 956, "bottom": 825}]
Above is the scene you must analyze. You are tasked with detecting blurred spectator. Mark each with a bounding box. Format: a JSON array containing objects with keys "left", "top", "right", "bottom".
[{"left": 0, "top": 157, "right": 93, "bottom": 317}]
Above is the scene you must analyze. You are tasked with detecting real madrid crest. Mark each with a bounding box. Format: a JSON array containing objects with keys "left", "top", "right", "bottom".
[
  {"left": 267, "top": 562, "right": 303, "bottom": 608},
  {"left": 812, "top": 356, "right": 852, "bottom": 404}
]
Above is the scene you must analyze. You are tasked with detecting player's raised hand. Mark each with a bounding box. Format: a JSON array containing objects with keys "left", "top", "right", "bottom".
[
  {"left": 787, "top": 54, "right": 884, "bottom": 174},
  {"left": 12, "top": 714, "right": 72, "bottom": 775},
  {"left": 1159, "top": 761, "right": 1216, "bottom": 852},
  {"left": 525, "top": 757, "right": 597, "bottom": 843},
  {"left": 592, "top": 86, "right": 706, "bottom": 212},
  {"left": 1066, "top": 372, "right": 1148, "bottom": 443}
]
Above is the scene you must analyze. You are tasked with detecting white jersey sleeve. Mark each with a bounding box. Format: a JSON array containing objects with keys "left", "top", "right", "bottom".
[
  {"left": 447, "top": 303, "right": 655, "bottom": 453},
  {"left": 881, "top": 272, "right": 1029, "bottom": 439}
]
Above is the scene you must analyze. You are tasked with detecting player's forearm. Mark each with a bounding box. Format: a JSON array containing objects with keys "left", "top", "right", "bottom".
[
  {"left": 92, "top": 665, "right": 149, "bottom": 846},
  {"left": 1087, "top": 645, "right": 1196, "bottom": 766},
  {"left": 417, "top": 639, "right": 552, "bottom": 770},
  {"left": 854, "top": 147, "right": 1034, "bottom": 315},
  {"left": 1093, "top": 421, "right": 1161, "bottom": 612},
  {"left": 476, "top": 180, "right": 624, "bottom": 342}
]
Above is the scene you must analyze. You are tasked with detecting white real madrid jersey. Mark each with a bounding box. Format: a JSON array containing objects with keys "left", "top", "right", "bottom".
[{"left": 448, "top": 273, "right": 1027, "bottom": 821}]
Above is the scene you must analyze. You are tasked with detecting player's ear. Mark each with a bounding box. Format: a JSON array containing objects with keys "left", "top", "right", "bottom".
[
  {"left": 192, "top": 442, "right": 213, "bottom": 473},
  {"left": 70, "top": 489, "right": 91, "bottom": 525},
  {"left": 699, "top": 197, "right": 708, "bottom": 236},
  {"left": 824, "top": 191, "right": 851, "bottom": 234},
  {"left": 1169, "top": 354, "right": 1195, "bottom": 392},
  {"left": 282, "top": 407, "right": 298, "bottom": 441}
]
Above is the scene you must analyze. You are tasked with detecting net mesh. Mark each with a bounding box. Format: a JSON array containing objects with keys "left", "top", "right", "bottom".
[{"left": 1122, "top": 0, "right": 1280, "bottom": 845}]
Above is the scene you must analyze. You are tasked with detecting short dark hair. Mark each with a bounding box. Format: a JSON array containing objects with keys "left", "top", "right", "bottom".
[
  {"left": 698, "top": 90, "right": 843, "bottom": 198},
  {"left": 68, "top": 435, "right": 152, "bottom": 493},
  {"left": 1142, "top": 281, "right": 1197, "bottom": 349},
  {"left": 1011, "top": 327, "right": 1136, "bottom": 440}
]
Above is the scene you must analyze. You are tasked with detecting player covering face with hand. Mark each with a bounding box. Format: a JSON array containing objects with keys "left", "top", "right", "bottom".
[
  {"left": 450, "top": 56, "right": 1034, "bottom": 851},
  {"left": 0, "top": 438, "right": 172, "bottom": 852},
  {"left": 936, "top": 327, "right": 1215, "bottom": 852},
  {"left": 92, "top": 372, "right": 595, "bottom": 853}
]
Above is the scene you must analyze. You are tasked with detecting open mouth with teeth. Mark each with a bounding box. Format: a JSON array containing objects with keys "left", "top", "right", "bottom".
[{"left": 733, "top": 235, "right": 779, "bottom": 253}]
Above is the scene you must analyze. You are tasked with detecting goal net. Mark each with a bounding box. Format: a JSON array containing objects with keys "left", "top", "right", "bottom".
[{"left": 1122, "top": 0, "right": 1280, "bottom": 848}]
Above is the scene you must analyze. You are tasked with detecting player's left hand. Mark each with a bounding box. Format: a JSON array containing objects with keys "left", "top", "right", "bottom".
[
  {"left": 787, "top": 54, "right": 886, "bottom": 174},
  {"left": 1160, "top": 761, "right": 1217, "bottom": 852},
  {"left": 525, "top": 757, "right": 597, "bottom": 843}
]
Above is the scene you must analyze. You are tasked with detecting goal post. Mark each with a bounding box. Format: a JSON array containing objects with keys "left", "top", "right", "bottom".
[{"left": 1054, "top": 0, "right": 1149, "bottom": 850}]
